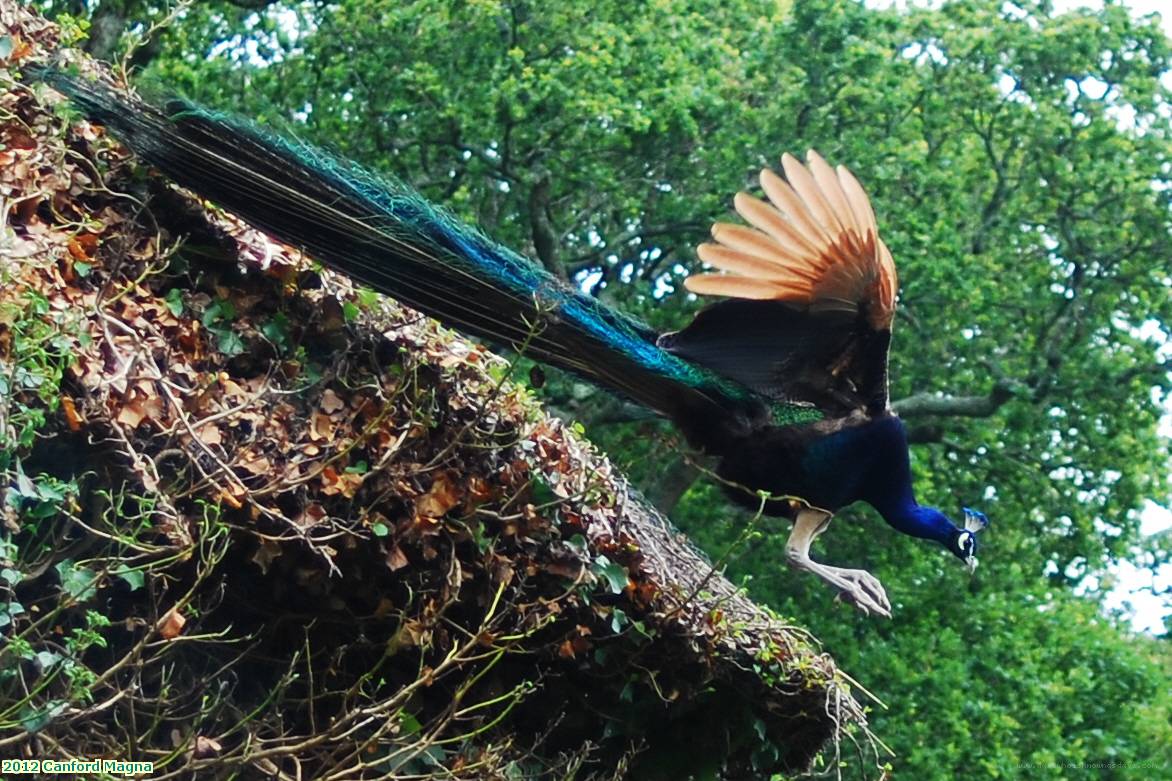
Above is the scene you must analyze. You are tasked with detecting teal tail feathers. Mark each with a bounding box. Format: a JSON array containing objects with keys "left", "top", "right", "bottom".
[{"left": 35, "top": 69, "right": 759, "bottom": 430}]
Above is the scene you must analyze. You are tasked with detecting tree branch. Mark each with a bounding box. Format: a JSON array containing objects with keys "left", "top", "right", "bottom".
[
  {"left": 526, "top": 168, "right": 561, "bottom": 277},
  {"left": 893, "top": 380, "right": 1017, "bottom": 419}
]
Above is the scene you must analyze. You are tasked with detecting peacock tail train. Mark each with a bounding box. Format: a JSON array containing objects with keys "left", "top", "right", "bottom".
[{"left": 33, "top": 68, "right": 826, "bottom": 445}]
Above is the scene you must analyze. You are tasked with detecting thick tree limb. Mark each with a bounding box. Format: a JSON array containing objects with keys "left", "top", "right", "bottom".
[
  {"left": 527, "top": 167, "right": 562, "bottom": 277},
  {"left": 892, "top": 381, "right": 1017, "bottom": 419}
]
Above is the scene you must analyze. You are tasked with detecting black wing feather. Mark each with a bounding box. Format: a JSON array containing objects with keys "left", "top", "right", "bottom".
[{"left": 659, "top": 299, "right": 891, "bottom": 417}]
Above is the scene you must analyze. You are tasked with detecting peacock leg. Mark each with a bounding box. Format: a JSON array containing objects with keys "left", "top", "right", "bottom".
[{"left": 784, "top": 508, "right": 892, "bottom": 618}]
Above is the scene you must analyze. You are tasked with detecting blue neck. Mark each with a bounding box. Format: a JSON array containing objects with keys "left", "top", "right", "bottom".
[
  {"left": 871, "top": 483, "right": 958, "bottom": 545},
  {"left": 835, "top": 415, "right": 961, "bottom": 546},
  {"left": 867, "top": 438, "right": 956, "bottom": 541}
]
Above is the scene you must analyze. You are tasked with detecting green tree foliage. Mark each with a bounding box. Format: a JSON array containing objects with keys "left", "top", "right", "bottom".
[{"left": 37, "top": 0, "right": 1172, "bottom": 777}]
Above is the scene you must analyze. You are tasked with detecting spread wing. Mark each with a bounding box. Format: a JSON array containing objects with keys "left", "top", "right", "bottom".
[{"left": 660, "top": 150, "right": 897, "bottom": 417}]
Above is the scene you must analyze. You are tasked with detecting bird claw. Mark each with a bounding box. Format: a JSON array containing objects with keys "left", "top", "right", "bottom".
[{"left": 831, "top": 568, "right": 892, "bottom": 618}]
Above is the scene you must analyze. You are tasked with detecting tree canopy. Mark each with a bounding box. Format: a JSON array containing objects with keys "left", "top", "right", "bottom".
[{"left": 30, "top": 0, "right": 1172, "bottom": 777}]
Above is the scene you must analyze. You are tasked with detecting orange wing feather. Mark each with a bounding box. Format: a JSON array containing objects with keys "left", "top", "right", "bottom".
[{"left": 686, "top": 150, "right": 897, "bottom": 331}]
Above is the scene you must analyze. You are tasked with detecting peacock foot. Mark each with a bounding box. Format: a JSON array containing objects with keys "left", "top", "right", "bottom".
[
  {"left": 825, "top": 567, "right": 892, "bottom": 618},
  {"left": 783, "top": 509, "right": 893, "bottom": 618}
]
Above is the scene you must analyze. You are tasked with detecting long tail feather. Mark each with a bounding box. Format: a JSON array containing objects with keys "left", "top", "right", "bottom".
[{"left": 35, "top": 68, "right": 758, "bottom": 428}]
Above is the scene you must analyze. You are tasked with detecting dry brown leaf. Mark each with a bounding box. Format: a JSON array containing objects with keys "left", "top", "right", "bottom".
[
  {"left": 385, "top": 544, "right": 409, "bottom": 571},
  {"left": 467, "top": 475, "right": 493, "bottom": 502},
  {"left": 60, "top": 396, "right": 83, "bottom": 432},
  {"left": 220, "top": 489, "right": 244, "bottom": 510},
  {"left": 310, "top": 411, "right": 334, "bottom": 441},
  {"left": 141, "top": 393, "right": 166, "bottom": 424},
  {"left": 11, "top": 39, "right": 34, "bottom": 63},
  {"left": 115, "top": 402, "right": 146, "bottom": 429},
  {"left": 176, "top": 320, "right": 203, "bottom": 355},
  {"left": 250, "top": 539, "right": 282, "bottom": 574},
  {"left": 220, "top": 377, "right": 247, "bottom": 401},
  {"left": 339, "top": 472, "right": 364, "bottom": 497},
  {"left": 67, "top": 232, "right": 98, "bottom": 261},
  {"left": 158, "top": 608, "right": 186, "bottom": 640},
  {"left": 320, "top": 388, "right": 345, "bottom": 413},
  {"left": 416, "top": 473, "right": 462, "bottom": 518},
  {"left": 321, "top": 465, "right": 362, "bottom": 497},
  {"left": 297, "top": 502, "right": 327, "bottom": 526},
  {"left": 238, "top": 451, "right": 271, "bottom": 475},
  {"left": 192, "top": 736, "right": 222, "bottom": 759},
  {"left": 4, "top": 127, "right": 36, "bottom": 151}
]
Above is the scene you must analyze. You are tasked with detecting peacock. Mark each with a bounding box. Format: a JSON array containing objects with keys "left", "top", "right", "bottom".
[{"left": 35, "top": 68, "right": 989, "bottom": 617}]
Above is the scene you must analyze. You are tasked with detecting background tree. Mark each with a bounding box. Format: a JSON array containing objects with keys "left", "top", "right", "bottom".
[{"left": 35, "top": 0, "right": 1172, "bottom": 777}]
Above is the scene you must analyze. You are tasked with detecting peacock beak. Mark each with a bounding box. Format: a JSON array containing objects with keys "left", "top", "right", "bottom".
[{"left": 966, "top": 556, "right": 979, "bottom": 574}]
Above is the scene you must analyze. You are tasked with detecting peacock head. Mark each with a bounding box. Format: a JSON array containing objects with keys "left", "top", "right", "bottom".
[{"left": 949, "top": 507, "right": 989, "bottom": 572}]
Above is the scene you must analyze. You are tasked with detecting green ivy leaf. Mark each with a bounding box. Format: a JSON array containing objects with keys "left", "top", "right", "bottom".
[
  {"left": 164, "top": 288, "right": 184, "bottom": 316},
  {"left": 590, "top": 555, "right": 628, "bottom": 594},
  {"left": 398, "top": 711, "right": 422, "bottom": 735},
  {"left": 217, "top": 330, "right": 246, "bottom": 356},
  {"left": 35, "top": 650, "right": 61, "bottom": 671},
  {"left": 55, "top": 560, "right": 98, "bottom": 602},
  {"left": 114, "top": 565, "right": 145, "bottom": 591},
  {"left": 0, "top": 601, "right": 25, "bottom": 628},
  {"left": 19, "top": 701, "right": 66, "bottom": 734},
  {"left": 201, "top": 298, "right": 236, "bottom": 327},
  {"left": 260, "top": 312, "right": 291, "bottom": 351}
]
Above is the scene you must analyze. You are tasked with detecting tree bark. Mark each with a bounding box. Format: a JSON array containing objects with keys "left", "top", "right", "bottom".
[{"left": 892, "top": 381, "right": 1016, "bottom": 418}]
